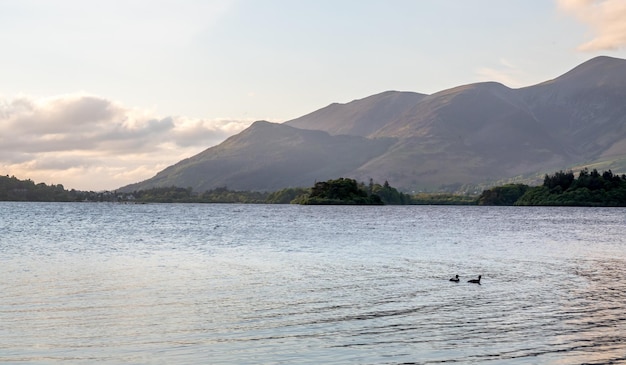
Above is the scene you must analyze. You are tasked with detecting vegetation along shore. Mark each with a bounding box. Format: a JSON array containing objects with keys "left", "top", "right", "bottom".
[{"left": 3, "top": 168, "right": 626, "bottom": 206}]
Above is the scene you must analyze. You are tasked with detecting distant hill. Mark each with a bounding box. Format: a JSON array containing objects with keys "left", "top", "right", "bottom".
[
  {"left": 120, "top": 121, "right": 394, "bottom": 192},
  {"left": 120, "top": 56, "right": 626, "bottom": 193},
  {"left": 286, "top": 90, "right": 426, "bottom": 137}
]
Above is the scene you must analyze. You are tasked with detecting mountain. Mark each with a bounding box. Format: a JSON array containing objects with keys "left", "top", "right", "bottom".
[
  {"left": 121, "top": 121, "right": 394, "bottom": 192},
  {"left": 120, "top": 56, "right": 626, "bottom": 193},
  {"left": 285, "top": 90, "right": 426, "bottom": 137}
]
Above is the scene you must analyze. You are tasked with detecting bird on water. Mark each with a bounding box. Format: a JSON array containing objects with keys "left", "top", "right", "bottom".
[
  {"left": 468, "top": 275, "right": 481, "bottom": 284},
  {"left": 449, "top": 275, "right": 460, "bottom": 282}
]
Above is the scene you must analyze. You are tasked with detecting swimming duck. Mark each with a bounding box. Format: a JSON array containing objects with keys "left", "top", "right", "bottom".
[
  {"left": 449, "top": 275, "right": 460, "bottom": 282},
  {"left": 468, "top": 275, "right": 481, "bottom": 284}
]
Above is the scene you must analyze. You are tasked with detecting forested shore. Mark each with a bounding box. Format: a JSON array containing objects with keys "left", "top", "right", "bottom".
[
  {"left": 0, "top": 175, "right": 474, "bottom": 205},
  {"left": 477, "top": 168, "right": 626, "bottom": 206},
  {"left": 4, "top": 168, "right": 626, "bottom": 206}
]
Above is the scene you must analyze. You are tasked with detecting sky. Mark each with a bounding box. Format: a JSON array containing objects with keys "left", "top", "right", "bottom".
[{"left": 2, "top": 0, "right": 626, "bottom": 191}]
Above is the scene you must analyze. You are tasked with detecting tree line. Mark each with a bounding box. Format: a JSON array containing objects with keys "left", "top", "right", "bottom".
[
  {"left": 0, "top": 175, "right": 473, "bottom": 205},
  {"left": 478, "top": 168, "right": 626, "bottom": 206},
  {"left": 0, "top": 175, "right": 116, "bottom": 202},
  {"left": 9, "top": 168, "right": 624, "bottom": 206},
  {"left": 127, "top": 178, "right": 412, "bottom": 205}
]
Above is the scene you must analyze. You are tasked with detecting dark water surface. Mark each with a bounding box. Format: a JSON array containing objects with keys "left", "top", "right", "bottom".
[{"left": 1, "top": 203, "right": 625, "bottom": 364}]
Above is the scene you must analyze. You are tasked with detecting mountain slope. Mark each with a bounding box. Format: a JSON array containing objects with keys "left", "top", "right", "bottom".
[
  {"left": 347, "top": 82, "right": 574, "bottom": 187},
  {"left": 121, "top": 56, "right": 626, "bottom": 193},
  {"left": 519, "top": 56, "right": 626, "bottom": 159},
  {"left": 285, "top": 90, "right": 426, "bottom": 137},
  {"left": 121, "top": 121, "right": 395, "bottom": 192}
]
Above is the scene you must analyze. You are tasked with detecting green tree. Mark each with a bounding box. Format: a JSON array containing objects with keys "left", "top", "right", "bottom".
[
  {"left": 266, "top": 187, "right": 309, "bottom": 204},
  {"left": 300, "top": 178, "right": 384, "bottom": 205},
  {"left": 477, "top": 184, "right": 529, "bottom": 205},
  {"left": 543, "top": 170, "right": 575, "bottom": 192},
  {"left": 372, "top": 181, "right": 410, "bottom": 204}
]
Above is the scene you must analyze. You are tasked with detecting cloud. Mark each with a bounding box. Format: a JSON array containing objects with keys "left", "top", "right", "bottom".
[
  {"left": 557, "top": 0, "right": 626, "bottom": 51},
  {"left": 0, "top": 94, "right": 253, "bottom": 190},
  {"left": 475, "top": 58, "right": 527, "bottom": 87}
]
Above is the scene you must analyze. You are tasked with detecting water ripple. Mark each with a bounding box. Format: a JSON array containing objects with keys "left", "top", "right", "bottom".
[{"left": 1, "top": 203, "right": 626, "bottom": 364}]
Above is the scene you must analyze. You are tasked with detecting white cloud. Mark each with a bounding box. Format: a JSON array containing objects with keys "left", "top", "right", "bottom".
[
  {"left": 557, "top": 0, "right": 626, "bottom": 51},
  {"left": 475, "top": 59, "right": 527, "bottom": 88},
  {"left": 0, "top": 94, "right": 253, "bottom": 191}
]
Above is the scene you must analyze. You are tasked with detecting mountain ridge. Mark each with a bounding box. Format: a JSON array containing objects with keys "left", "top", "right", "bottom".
[{"left": 120, "top": 56, "right": 626, "bottom": 193}]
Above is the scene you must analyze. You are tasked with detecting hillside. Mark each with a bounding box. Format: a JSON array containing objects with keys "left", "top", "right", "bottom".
[
  {"left": 120, "top": 56, "right": 626, "bottom": 193},
  {"left": 121, "top": 121, "right": 395, "bottom": 192},
  {"left": 285, "top": 90, "right": 426, "bottom": 137}
]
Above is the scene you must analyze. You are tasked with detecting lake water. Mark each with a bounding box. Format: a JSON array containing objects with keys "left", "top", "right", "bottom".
[{"left": 1, "top": 202, "right": 626, "bottom": 364}]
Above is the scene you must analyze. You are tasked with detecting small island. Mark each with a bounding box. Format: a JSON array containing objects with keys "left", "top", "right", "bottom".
[{"left": 295, "top": 178, "right": 384, "bottom": 205}]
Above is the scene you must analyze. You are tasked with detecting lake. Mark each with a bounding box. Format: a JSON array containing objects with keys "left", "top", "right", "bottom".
[{"left": 1, "top": 202, "right": 625, "bottom": 364}]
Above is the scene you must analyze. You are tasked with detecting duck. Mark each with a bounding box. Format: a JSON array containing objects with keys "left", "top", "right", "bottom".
[
  {"left": 468, "top": 275, "right": 481, "bottom": 284},
  {"left": 449, "top": 274, "right": 460, "bottom": 282}
]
